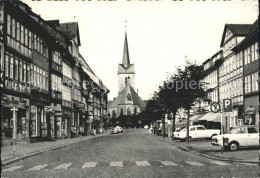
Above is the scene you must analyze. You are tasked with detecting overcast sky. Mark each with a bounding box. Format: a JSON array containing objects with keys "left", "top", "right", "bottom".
[{"left": 22, "top": 0, "right": 258, "bottom": 101}]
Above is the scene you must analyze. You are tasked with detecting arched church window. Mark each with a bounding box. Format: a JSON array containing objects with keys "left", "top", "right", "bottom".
[
  {"left": 120, "top": 108, "right": 124, "bottom": 115},
  {"left": 112, "top": 110, "right": 116, "bottom": 118},
  {"left": 127, "top": 93, "right": 132, "bottom": 101},
  {"left": 127, "top": 108, "right": 131, "bottom": 116},
  {"left": 134, "top": 108, "right": 137, "bottom": 114}
]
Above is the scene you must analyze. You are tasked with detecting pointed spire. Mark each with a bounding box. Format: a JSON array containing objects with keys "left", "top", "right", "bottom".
[{"left": 122, "top": 20, "right": 130, "bottom": 69}]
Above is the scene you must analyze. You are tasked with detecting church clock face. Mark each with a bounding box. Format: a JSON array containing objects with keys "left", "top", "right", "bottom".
[{"left": 127, "top": 93, "right": 132, "bottom": 101}]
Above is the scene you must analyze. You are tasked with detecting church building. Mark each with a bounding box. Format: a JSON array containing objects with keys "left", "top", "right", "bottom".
[{"left": 108, "top": 31, "right": 145, "bottom": 117}]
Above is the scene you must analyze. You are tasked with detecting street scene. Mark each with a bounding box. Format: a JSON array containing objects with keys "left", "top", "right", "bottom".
[
  {"left": 0, "top": 0, "right": 259, "bottom": 177},
  {"left": 2, "top": 130, "right": 259, "bottom": 177}
]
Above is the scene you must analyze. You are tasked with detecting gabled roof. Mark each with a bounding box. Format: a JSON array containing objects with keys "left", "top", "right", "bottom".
[
  {"left": 233, "top": 19, "right": 259, "bottom": 50},
  {"left": 108, "top": 84, "right": 145, "bottom": 109},
  {"left": 59, "top": 22, "right": 81, "bottom": 46},
  {"left": 220, "top": 24, "right": 253, "bottom": 47}
]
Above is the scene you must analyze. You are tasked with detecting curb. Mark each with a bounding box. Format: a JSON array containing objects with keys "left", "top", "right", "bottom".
[
  {"left": 176, "top": 145, "right": 259, "bottom": 164},
  {"left": 150, "top": 134, "right": 259, "bottom": 164},
  {"left": 1, "top": 133, "right": 109, "bottom": 167}
]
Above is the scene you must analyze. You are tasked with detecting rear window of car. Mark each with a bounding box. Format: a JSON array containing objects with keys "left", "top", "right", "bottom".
[{"left": 248, "top": 127, "right": 259, "bottom": 134}]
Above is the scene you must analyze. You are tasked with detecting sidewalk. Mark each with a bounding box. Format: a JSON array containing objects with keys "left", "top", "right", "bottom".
[
  {"left": 150, "top": 134, "right": 259, "bottom": 164},
  {"left": 1, "top": 131, "right": 110, "bottom": 166}
]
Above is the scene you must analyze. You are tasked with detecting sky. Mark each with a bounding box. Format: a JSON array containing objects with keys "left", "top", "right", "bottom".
[{"left": 22, "top": 0, "right": 258, "bottom": 101}]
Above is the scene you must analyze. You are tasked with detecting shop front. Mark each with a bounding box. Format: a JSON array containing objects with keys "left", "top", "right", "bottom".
[
  {"left": 244, "top": 95, "right": 259, "bottom": 126},
  {"left": 1, "top": 94, "right": 30, "bottom": 144},
  {"left": 48, "top": 104, "right": 62, "bottom": 139},
  {"left": 71, "top": 101, "right": 85, "bottom": 137}
]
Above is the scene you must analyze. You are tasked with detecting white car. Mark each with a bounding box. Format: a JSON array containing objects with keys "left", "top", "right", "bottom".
[
  {"left": 144, "top": 125, "right": 149, "bottom": 129},
  {"left": 111, "top": 127, "right": 118, "bottom": 134},
  {"left": 115, "top": 126, "right": 123, "bottom": 133},
  {"left": 211, "top": 125, "right": 259, "bottom": 151},
  {"left": 173, "top": 125, "right": 220, "bottom": 141}
]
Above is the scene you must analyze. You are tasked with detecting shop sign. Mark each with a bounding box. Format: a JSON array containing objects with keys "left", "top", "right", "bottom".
[
  {"left": 55, "top": 112, "right": 63, "bottom": 117},
  {"left": 246, "top": 107, "right": 256, "bottom": 114},
  {"left": 44, "top": 106, "right": 53, "bottom": 112},
  {"left": 76, "top": 103, "right": 85, "bottom": 108},
  {"left": 1, "top": 94, "right": 29, "bottom": 108}
]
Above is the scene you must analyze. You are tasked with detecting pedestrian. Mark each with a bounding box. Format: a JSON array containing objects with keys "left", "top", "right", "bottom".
[{"left": 93, "top": 129, "right": 96, "bottom": 136}]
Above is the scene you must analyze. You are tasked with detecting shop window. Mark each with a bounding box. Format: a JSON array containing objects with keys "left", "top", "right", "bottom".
[{"left": 30, "top": 105, "right": 37, "bottom": 136}]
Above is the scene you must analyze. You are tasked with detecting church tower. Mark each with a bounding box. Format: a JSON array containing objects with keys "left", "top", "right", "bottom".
[{"left": 118, "top": 31, "right": 135, "bottom": 94}]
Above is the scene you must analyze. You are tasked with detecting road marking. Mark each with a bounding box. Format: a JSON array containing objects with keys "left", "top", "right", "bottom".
[
  {"left": 210, "top": 161, "right": 231, "bottom": 166},
  {"left": 136, "top": 161, "right": 151, "bottom": 167},
  {"left": 82, "top": 162, "right": 98, "bottom": 168},
  {"left": 161, "top": 161, "right": 178, "bottom": 166},
  {"left": 28, "top": 164, "right": 48, "bottom": 171},
  {"left": 186, "top": 161, "right": 204, "bottom": 166},
  {"left": 2, "top": 166, "right": 23, "bottom": 172},
  {"left": 240, "top": 163, "right": 257, "bottom": 166},
  {"left": 110, "top": 161, "right": 123, "bottom": 167},
  {"left": 54, "top": 163, "right": 72, "bottom": 169}
]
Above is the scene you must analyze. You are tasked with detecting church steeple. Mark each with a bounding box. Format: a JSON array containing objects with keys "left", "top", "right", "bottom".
[
  {"left": 118, "top": 21, "right": 135, "bottom": 94},
  {"left": 122, "top": 32, "right": 130, "bottom": 69}
]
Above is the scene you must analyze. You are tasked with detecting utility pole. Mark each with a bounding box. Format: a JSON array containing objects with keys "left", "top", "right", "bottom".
[
  {"left": 163, "top": 114, "right": 165, "bottom": 138},
  {"left": 186, "top": 107, "right": 190, "bottom": 143}
]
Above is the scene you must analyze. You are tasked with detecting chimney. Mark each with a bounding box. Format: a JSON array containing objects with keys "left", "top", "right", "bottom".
[{"left": 137, "top": 89, "right": 138, "bottom": 95}]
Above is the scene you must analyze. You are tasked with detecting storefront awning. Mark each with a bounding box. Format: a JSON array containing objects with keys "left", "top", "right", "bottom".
[
  {"left": 82, "top": 67, "right": 100, "bottom": 87},
  {"left": 198, "top": 112, "right": 221, "bottom": 122},
  {"left": 190, "top": 113, "right": 207, "bottom": 123}
]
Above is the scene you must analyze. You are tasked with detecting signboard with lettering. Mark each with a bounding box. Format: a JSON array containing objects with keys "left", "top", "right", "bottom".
[
  {"left": 76, "top": 103, "right": 85, "bottom": 108},
  {"left": 223, "top": 99, "right": 232, "bottom": 112},
  {"left": 44, "top": 106, "right": 53, "bottom": 112}
]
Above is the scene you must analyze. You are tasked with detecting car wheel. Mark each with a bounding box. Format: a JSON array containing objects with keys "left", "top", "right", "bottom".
[
  {"left": 228, "top": 142, "right": 239, "bottom": 151},
  {"left": 210, "top": 134, "right": 217, "bottom": 140}
]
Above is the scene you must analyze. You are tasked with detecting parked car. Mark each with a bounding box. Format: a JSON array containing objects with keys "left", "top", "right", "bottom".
[
  {"left": 211, "top": 125, "right": 259, "bottom": 151},
  {"left": 111, "top": 127, "right": 119, "bottom": 134},
  {"left": 173, "top": 125, "right": 220, "bottom": 141},
  {"left": 144, "top": 125, "right": 149, "bottom": 129},
  {"left": 116, "top": 126, "right": 123, "bottom": 133}
]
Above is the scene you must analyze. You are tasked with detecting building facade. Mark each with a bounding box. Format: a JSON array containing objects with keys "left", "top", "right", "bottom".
[
  {"left": 1, "top": 0, "right": 109, "bottom": 145},
  {"left": 232, "top": 20, "right": 259, "bottom": 126}
]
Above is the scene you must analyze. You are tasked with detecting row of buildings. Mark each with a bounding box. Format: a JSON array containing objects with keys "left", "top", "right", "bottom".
[
  {"left": 190, "top": 20, "right": 259, "bottom": 131},
  {"left": 1, "top": 0, "right": 109, "bottom": 144}
]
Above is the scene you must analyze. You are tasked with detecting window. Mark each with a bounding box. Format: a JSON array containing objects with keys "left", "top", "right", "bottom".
[
  {"left": 20, "top": 25, "right": 24, "bottom": 44},
  {"left": 19, "top": 61, "right": 23, "bottom": 81},
  {"left": 248, "top": 127, "right": 259, "bottom": 134},
  {"left": 244, "top": 49, "right": 248, "bottom": 65},
  {"left": 197, "top": 126, "right": 205, "bottom": 130},
  {"left": 14, "top": 58, "right": 18, "bottom": 80},
  {"left": 27, "top": 64, "right": 30, "bottom": 84},
  {"left": 251, "top": 44, "right": 255, "bottom": 62},
  {"left": 33, "top": 34, "right": 37, "bottom": 49},
  {"left": 5, "top": 54, "right": 9, "bottom": 77},
  {"left": 16, "top": 21, "right": 20, "bottom": 41},
  {"left": 11, "top": 18, "right": 15, "bottom": 38},
  {"left": 9, "top": 56, "right": 13, "bottom": 79},
  {"left": 190, "top": 127, "right": 195, "bottom": 131},
  {"left": 7, "top": 15, "right": 11, "bottom": 35}
]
